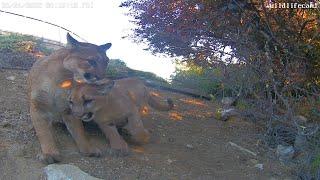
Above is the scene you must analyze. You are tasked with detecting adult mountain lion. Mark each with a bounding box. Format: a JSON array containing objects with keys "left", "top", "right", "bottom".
[
  {"left": 28, "top": 33, "right": 111, "bottom": 164},
  {"left": 69, "top": 78, "right": 174, "bottom": 155}
]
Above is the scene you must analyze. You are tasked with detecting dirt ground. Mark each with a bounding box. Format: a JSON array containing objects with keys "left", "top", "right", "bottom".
[{"left": 0, "top": 69, "right": 295, "bottom": 179}]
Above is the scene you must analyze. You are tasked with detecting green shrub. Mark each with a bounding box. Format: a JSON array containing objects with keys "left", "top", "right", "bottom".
[
  {"left": 170, "top": 62, "right": 262, "bottom": 99},
  {"left": 0, "top": 33, "right": 54, "bottom": 55},
  {"left": 171, "top": 63, "right": 221, "bottom": 96},
  {"left": 0, "top": 33, "right": 35, "bottom": 51}
]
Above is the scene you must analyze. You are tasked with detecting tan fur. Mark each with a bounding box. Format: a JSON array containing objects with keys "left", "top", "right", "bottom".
[
  {"left": 28, "top": 34, "right": 111, "bottom": 164},
  {"left": 69, "top": 78, "right": 174, "bottom": 154}
]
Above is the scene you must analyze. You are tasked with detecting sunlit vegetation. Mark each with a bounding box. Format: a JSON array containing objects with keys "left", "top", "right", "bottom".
[
  {"left": 0, "top": 33, "right": 34, "bottom": 51},
  {"left": 0, "top": 32, "right": 52, "bottom": 56}
]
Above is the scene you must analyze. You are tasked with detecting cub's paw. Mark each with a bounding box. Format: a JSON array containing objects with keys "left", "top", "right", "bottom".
[
  {"left": 38, "top": 152, "right": 62, "bottom": 164},
  {"left": 79, "top": 146, "right": 102, "bottom": 157}
]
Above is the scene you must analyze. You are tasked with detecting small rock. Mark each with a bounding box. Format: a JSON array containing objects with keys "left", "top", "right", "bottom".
[
  {"left": 186, "top": 144, "right": 194, "bottom": 149},
  {"left": 43, "top": 164, "right": 102, "bottom": 180},
  {"left": 6, "top": 76, "right": 15, "bottom": 81},
  {"left": 276, "top": 145, "right": 294, "bottom": 162},
  {"left": 254, "top": 163, "right": 263, "bottom": 170}
]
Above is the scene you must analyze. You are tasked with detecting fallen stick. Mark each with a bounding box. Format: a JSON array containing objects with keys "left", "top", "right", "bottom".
[{"left": 227, "top": 141, "right": 257, "bottom": 157}]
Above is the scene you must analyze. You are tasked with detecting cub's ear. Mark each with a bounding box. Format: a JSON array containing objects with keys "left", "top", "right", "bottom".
[
  {"left": 96, "top": 79, "right": 115, "bottom": 95},
  {"left": 99, "top": 43, "right": 112, "bottom": 52},
  {"left": 67, "top": 33, "right": 80, "bottom": 48}
]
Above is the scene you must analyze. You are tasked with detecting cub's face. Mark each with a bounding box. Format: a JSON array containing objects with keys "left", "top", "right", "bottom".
[
  {"left": 63, "top": 33, "right": 112, "bottom": 84},
  {"left": 68, "top": 80, "right": 114, "bottom": 122},
  {"left": 69, "top": 84, "right": 99, "bottom": 122}
]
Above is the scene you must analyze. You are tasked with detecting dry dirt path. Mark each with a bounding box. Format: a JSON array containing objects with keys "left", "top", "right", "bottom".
[{"left": 0, "top": 69, "right": 294, "bottom": 179}]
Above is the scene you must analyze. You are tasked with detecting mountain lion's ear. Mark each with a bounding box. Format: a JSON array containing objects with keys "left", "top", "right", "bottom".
[
  {"left": 99, "top": 43, "right": 112, "bottom": 52},
  {"left": 67, "top": 33, "right": 80, "bottom": 48},
  {"left": 96, "top": 79, "right": 115, "bottom": 95}
]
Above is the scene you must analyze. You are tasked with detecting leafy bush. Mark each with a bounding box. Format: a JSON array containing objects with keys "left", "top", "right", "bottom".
[
  {"left": 0, "top": 33, "right": 53, "bottom": 55},
  {"left": 171, "top": 63, "right": 222, "bottom": 96},
  {"left": 171, "top": 62, "right": 262, "bottom": 99},
  {"left": 0, "top": 33, "right": 34, "bottom": 51}
]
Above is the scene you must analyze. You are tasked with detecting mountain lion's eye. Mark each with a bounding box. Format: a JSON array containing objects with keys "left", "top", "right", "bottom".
[
  {"left": 87, "top": 60, "right": 97, "bottom": 67},
  {"left": 83, "top": 99, "right": 93, "bottom": 107}
]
